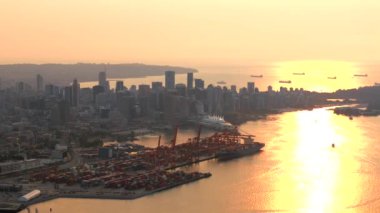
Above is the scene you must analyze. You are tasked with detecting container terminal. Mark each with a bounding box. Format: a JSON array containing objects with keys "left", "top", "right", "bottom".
[{"left": 0, "top": 128, "right": 264, "bottom": 212}]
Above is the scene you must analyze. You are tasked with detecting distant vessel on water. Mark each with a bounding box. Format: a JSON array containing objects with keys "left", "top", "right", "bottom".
[
  {"left": 293, "top": 72, "right": 305, "bottom": 75},
  {"left": 217, "top": 81, "right": 226, "bottom": 85},
  {"left": 328, "top": 77, "right": 337, "bottom": 80},
  {"left": 250, "top": 75, "right": 263, "bottom": 78},
  {"left": 279, "top": 80, "right": 291, "bottom": 84},
  {"left": 354, "top": 74, "right": 368, "bottom": 77},
  {"left": 375, "top": 83, "right": 380, "bottom": 86}
]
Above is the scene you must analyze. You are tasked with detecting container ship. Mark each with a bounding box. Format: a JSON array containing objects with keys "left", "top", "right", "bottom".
[
  {"left": 216, "top": 136, "right": 265, "bottom": 161},
  {"left": 279, "top": 80, "right": 291, "bottom": 84},
  {"left": 354, "top": 74, "right": 368, "bottom": 77}
]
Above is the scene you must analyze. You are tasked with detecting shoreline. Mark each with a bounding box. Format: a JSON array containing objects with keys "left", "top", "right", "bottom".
[{"left": 20, "top": 173, "right": 211, "bottom": 212}]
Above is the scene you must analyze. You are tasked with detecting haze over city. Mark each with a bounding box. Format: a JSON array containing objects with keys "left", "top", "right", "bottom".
[{"left": 1, "top": 1, "right": 380, "bottom": 213}]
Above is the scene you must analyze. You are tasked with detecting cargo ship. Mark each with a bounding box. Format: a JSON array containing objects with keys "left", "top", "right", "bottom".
[
  {"left": 216, "top": 137, "right": 265, "bottom": 161},
  {"left": 293, "top": 72, "right": 305, "bottom": 75},
  {"left": 250, "top": 75, "right": 263, "bottom": 78},
  {"left": 279, "top": 80, "right": 291, "bottom": 84},
  {"left": 354, "top": 74, "right": 368, "bottom": 77}
]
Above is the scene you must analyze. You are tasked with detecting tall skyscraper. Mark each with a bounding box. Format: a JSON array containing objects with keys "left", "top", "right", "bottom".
[
  {"left": 247, "top": 82, "right": 255, "bottom": 94},
  {"left": 36, "top": 74, "right": 44, "bottom": 93},
  {"left": 64, "top": 86, "right": 73, "bottom": 105},
  {"left": 187, "top": 72, "right": 193, "bottom": 89},
  {"left": 99, "top": 71, "right": 107, "bottom": 86},
  {"left": 72, "top": 79, "right": 80, "bottom": 107},
  {"left": 165, "top": 71, "right": 175, "bottom": 90},
  {"left": 195, "top": 79, "right": 205, "bottom": 89}
]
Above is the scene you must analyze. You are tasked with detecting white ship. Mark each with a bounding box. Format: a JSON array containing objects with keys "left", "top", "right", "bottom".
[{"left": 198, "top": 115, "right": 235, "bottom": 131}]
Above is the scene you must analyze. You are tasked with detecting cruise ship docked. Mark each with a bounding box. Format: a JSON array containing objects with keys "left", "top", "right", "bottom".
[{"left": 195, "top": 115, "right": 235, "bottom": 131}]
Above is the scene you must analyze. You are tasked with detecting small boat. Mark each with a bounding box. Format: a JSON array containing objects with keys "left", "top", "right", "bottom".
[
  {"left": 279, "top": 80, "right": 291, "bottom": 84},
  {"left": 328, "top": 77, "right": 337, "bottom": 80},
  {"left": 293, "top": 72, "right": 305, "bottom": 75},
  {"left": 374, "top": 83, "right": 380, "bottom": 86},
  {"left": 217, "top": 81, "right": 226, "bottom": 85},
  {"left": 332, "top": 143, "right": 335, "bottom": 148},
  {"left": 349, "top": 116, "right": 353, "bottom": 120},
  {"left": 354, "top": 74, "right": 368, "bottom": 77},
  {"left": 250, "top": 75, "right": 263, "bottom": 78}
]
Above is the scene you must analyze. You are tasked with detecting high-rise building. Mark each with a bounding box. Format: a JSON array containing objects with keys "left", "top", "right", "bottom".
[
  {"left": 64, "top": 86, "right": 73, "bottom": 105},
  {"left": 268, "top": 85, "right": 273, "bottom": 93},
  {"left": 72, "top": 79, "right": 80, "bottom": 107},
  {"left": 138, "top": 84, "right": 151, "bottom": 97},
  {"left": 36, "top": 74, "right": 44, "bottom": 93},
  {"left": 45, "top": 84, "right": 59, "bottom": 96},
  {"left": 231, "top": 85, "right": 237, "bottom": 93},
  {"left": 98, "top": 71, "right": 107, "bottom": 88},
  {"left": 17, "top": 82, "right": 25, "bottom": 94},
  {"left": 116, "top": 81, "right": 124, "bottom": 92},
  {"left": 187, "top": 73, "right": 193, "bottom": 89},
  {"left": 176, "top": 84, "right": 187, "bottom": 97},
  {"left": 165, "top": 71, "right": 175, "bottom": 90},
  {"left": 247, "top": 82, "right": 255, "bottom": 94},
  {"left": 194, "top": 79, "right": 205, "bottom": 89},
  {"left": 151, "top": 82, "right": 163, "bottom": 92},
  {"left": 92, "top": 85, "right": 105, "bottom": 103}
]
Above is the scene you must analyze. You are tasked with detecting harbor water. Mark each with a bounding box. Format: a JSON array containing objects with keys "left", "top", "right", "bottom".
[{"left": 20, "top": 107, "right": 380, "bottom": 212}]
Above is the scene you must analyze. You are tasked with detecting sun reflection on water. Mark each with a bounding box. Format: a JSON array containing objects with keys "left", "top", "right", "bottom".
[{"left": 270, "top": 108, "right": 365, "bottom": 212}]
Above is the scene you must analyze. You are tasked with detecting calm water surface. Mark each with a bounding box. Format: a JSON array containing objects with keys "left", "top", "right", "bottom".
[{"left": 21, "top": 108, "right": 380, "bottom": 212}]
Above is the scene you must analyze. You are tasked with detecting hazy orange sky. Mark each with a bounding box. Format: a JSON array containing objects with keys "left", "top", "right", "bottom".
[{"left": 1, "top": 0, "right": 379, "bottom": 66}]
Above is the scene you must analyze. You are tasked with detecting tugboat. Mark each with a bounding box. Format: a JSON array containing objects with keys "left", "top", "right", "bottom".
[{"left": 216, "top": 136, "right": 265, "bottom": 161}]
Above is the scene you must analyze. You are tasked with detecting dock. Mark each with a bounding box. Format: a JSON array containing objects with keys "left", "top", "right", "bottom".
[{"left": 0, "top": 129, "right": 263, "bottom": 212}]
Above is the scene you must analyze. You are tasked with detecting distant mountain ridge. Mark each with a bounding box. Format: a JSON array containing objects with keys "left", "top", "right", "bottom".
[{"left": 0, "top": 63, "right": 197, "bottom": 85}]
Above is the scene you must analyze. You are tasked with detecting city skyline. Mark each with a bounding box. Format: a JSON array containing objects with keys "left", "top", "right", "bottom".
[{"left": 2, "top": 1, "right": 380, "bottom": 212}]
